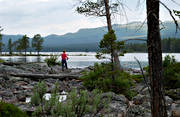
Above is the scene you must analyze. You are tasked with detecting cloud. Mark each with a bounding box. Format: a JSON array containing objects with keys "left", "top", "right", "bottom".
[{"left": 0, "top": 0, "right": 179, "bottom": 37}]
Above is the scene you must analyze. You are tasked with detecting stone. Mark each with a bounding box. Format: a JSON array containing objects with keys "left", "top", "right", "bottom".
[
  {"left": 15, "top": 81, "right": 28, "bottom": 86},
  {"left": 132, "top": 94, "right": 150, "bottom": 105},
  {"left": 125, "top": 104, "right": 151, "bottom": 117},
  {"left": 101, "top": 92, "right": 128, "bottom": 115},
  {"left": 141, "top": 87, "right": 150, "bottom": 95}
]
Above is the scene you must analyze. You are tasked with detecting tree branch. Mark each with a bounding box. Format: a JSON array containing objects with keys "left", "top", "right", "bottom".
[
  {"left": 134, "top": 57, "right": 151, "bottom": 94},
  {"left": 159, "top": 0, "right": 180, "bottom": 32}
]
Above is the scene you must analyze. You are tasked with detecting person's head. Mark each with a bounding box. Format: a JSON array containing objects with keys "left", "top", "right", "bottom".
[{"left": 63, "top": 50, "right": 66, "bottom": 53}]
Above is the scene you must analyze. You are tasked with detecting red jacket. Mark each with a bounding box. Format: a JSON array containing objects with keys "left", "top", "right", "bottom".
[{"left": 61, "top": 53, "right": 68, "bottom": 60}]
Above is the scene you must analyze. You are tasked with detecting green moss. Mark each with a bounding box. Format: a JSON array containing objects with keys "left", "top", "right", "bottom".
[{"left": 0, "top": 102, "right": 27, "bottom": 117}]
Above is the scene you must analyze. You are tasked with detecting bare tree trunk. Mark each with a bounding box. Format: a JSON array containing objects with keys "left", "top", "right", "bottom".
[
  {"left": 146, "top": 0, "right": 167, "bottom": 117},
  {"left": 104, "top": 0, "right": 121, "bottom": 70},
  {"left": 25, "top": 49, "right": 26, "bottom": 56}
]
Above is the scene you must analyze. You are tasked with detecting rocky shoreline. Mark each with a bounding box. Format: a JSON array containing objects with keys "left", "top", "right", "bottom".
[{"left": 0, "top": 62, "right": 180, "bottom": 117}]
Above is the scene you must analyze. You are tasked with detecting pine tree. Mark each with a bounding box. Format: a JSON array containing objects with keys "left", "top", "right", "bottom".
[
  {"left": 21, "top": 35, "right": 29, "bottom": 56},
  {"left": 76, "top": 0, "right": 122, "bottom": 70},
  {"left": 8, "top": 38, "right": 13, "bottom": 55},
  {"left": 32, "top": 34, "right": 43, "bottom": 56}
]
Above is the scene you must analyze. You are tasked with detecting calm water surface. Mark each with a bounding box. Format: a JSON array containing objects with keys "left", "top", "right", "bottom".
[{"left": 1, "top": 52, "right": 180, "bottom": 69}]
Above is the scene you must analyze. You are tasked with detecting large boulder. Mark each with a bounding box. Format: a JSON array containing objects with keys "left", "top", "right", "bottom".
[{"left": 100, "top": 92, "right": 129, "bottom": 116}]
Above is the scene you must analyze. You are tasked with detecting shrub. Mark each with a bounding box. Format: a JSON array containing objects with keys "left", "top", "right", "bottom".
[
  {"left": 0, "top": 59, "right": 4, "bottom": 63},
  {"left": 162, "top": 55, "right": 180, "bottom": 89},
  {"left": 163, "top": 62, "right": 180, "bottom": 89},
  {"left": 0, "top": 102, "right": 27, "bottom": 117},
  {"left": 163, "top": 55, "right": 176, "bottom": 67},
  {"left": 55, "top": 89, "right": 110, "bottom": 117},
  {"left": 80, "top": 63, "right": 136, "bottom": 99},
  {"left": 44, "top": 55, "right": 61, "bottom": 66},
  {"left": 144, "top": 55, "right": 180, "bottom": 89},
  {"left": 31, "top": 81, "right": 47, "bottom": 106},
  {"left": 30, "top": 81, "right": 109, "bottom": 117},
  {"left": 130, "top": 74, "right": 143, "bottom": 83}
]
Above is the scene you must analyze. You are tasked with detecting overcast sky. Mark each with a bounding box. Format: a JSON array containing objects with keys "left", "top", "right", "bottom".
[{"left": 0, "top": 0, "right": 179, "bottom": 37}]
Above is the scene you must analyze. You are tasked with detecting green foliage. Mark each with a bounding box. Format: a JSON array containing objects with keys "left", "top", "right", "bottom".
[
  {"left": 80, "top": 63, "right": 136, "bottom": 99},
  {"left": 44, "top": 55, "right": 61, "bottom": 66},
  {"left": 144, "top": 55, "right": 180, "bottom": 89},
  {"left": 30, "top": 81, "right": 110, "bottom": 117},
  {"left": 21, "top": 35, "right": 29, "bottom": 55},
  {"left": 14, "top": 35, "right": 29, "bottom": 55},
  {"left": 76, "top": 0, "right": 118, "bottom": 17},
  {"left": 32, "top": 34, "right": 44, "bottom": 55},
  {"left": 57, "top": 89, "right": 109, "bottom": 117},
  {"left": 163, "top": 55, "right": 176, "bottom": 67},
  {"left": 97, "top": 30, "right": 125, "bottom": 60},
  {"left": 0, "top": 59, "right": 4, "bottom": 63},
  {"left": 0, "top": 102, "right": 27, "bottom": 117},
  {"left": 125, "top": 38, "right": 180, "bottom": 53},
  {"left": 162, "top": 55, "right": 180, "bottom": 89},
  {"left": 125, "top": 43, "right": 147, "bottom": 52},
  {"left": 130, "top": 74, "right": 143, "bottom": 83},
  {"left": 31, "top": 81, "right": 47, "bottom": 106}
]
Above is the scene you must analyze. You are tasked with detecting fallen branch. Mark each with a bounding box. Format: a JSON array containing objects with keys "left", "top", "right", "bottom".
[{"left": 134, "top": 57, "right": 151, "bottom": 93}]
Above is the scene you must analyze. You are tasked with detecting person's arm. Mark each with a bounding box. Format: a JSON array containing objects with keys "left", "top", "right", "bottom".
[{"left": 66, "top": 54, "right": 68, "bottom": 60}]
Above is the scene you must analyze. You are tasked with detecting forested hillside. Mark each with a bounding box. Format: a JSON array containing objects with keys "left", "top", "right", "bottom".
[{"left": 1, "top": 21, "right": 180, "bottom": 52}]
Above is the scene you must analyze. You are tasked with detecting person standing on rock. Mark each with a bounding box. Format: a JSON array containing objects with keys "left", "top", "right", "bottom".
[{"left": 61, "top": 50, "right": 68, "bottom": 71}]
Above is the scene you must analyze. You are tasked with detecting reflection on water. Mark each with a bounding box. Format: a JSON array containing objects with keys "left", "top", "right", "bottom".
[
  {"left": 0, "top": 55, "right": 148, "bottom": 69},
  {"left": 1, "top": 52, "right": 180, "bottom": 69}
]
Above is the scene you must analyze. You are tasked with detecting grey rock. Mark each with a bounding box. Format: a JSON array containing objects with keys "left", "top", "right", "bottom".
[
  {"left": 101, "top": 92, "right": 128, "bottom": 115},
  {"left": 132, "top": 94, "right": 150, "bottom": 105},
  {"left": 126, "top": 104, "right": 151, "bottom": 117},
  {"left": 166, "top": 96, "right": 174, "bottom": 107},
  {"left": 0, "top": 65, "right": 27, "bottom": 74},
  {"left": 141, "top": 87, "right": 150, "bottom": 95}
]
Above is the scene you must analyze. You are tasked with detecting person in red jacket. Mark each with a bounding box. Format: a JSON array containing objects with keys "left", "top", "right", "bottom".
[{"left": 61, "top": 50, "right": 68, "bottom": 71}]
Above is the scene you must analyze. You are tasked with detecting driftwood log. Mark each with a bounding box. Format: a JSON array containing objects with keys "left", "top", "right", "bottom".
[{"left": 0, "top": 73, "right": 80, "bottom": 81}]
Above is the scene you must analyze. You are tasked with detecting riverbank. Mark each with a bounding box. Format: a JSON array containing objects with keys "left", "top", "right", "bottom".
[{"left": 0, "top": 62, "right": 180, "bottom": 117}]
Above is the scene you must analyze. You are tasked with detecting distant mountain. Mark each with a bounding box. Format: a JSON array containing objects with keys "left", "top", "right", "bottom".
[{"left": 1, "top": 21, "right": 180, "bottom": 51}]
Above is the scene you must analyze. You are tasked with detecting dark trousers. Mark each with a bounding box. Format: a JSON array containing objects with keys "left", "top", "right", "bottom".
[{"left": 62, "top": 59, "right": 68, "bottom": 70}]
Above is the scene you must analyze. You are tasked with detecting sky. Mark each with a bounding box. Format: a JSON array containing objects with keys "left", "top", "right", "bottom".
[{"left": 0, "top": 0, "right": 179, "bottom": 37}]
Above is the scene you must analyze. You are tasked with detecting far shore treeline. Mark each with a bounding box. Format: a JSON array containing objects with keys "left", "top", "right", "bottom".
[{"left": 40, "top": 37, "right": 180, "bottom": 52}]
